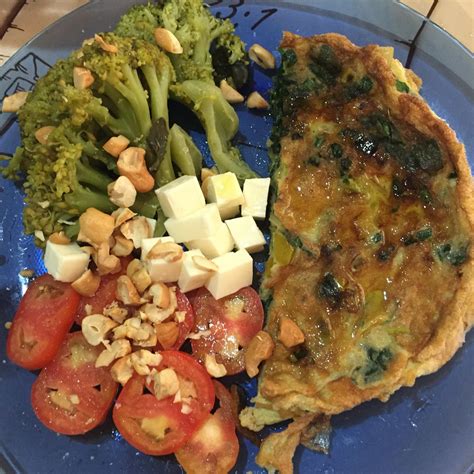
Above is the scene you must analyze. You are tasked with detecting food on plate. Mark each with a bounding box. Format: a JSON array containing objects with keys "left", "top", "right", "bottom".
[{"left": 239, "top": 32, "right": 474, "bottom": 472}]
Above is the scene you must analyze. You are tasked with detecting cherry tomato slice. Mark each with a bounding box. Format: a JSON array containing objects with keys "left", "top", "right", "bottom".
[
  {"left": 7, "top": 274, "right": 80, "bottom": 370},
  {"left": 175, "top": 381, "right": 239, "bottom": 474},
  {"left": 190, "top": 287, "right": 264, "bottom": 375},
  {"left": 31, "top": 332, "right": 118, "bottom": 435},
  {"left": 113, "top": 351, "right": 215, "bottom": 456},
  {"left": 75, "top": 256, "right": 132, "bottom": 325},
  {"left": 156, "top": 288, "right": 195, "bottom": 351}
]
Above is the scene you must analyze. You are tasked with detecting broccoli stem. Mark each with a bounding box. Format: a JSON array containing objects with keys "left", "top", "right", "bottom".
[
  {"left": 65, "top": 183, "right": 116, "bottom": 214},
  {"left": 75, "top": 159, "right": 113, "bottom": 192},
  {"left": 170, "top": 124, "right": 202, "bottom": 176}
]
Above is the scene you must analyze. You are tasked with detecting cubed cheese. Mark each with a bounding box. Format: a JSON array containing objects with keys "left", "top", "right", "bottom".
[
  {"left": 146, "top": 218, "right": 157, "bottom": 237},
  {"left": 164, "top": 203, "right": 222, "bottom": 243},
  {"left": 141, "top": 236, "right": 183, "bottom": 282},
  {"left": 205, "top": 172, "right": 244, "bottom": 218},
  {"left": 241, "top": 177, "right": 270, "bottom": 220},
  {"left": 225, "top": 216, "right": 266, "bottom": 253},
  {"left": 205, "top": 250, "right": 253, "bottom": 299},
  {"left": 178, "top": 249, "right": 213, "bottom": 292},
  {"left": 44, "top": 241, "right": 90, "bottom": 282},
  {"left": 185, "top": 222, "right": 234, "bottom": 259},
  {"left": 155, "top": 175, "right": 205, "bottom": 218}
]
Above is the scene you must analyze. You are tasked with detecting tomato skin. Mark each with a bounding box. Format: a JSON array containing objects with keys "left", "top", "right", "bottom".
[
  {"left": 113, "top": 351, "right": 215, "bottom": 456},
  {"left": 175, "top": 381, "right": 239, "bottom": 474},
  {"left": 190, "top": 287, "right": 264, "bottom": 375},
  {"left": 75, "top": 256, "right": 132, "bottom": 325},
  {"left": 31, "top": 332, "right": 118, "bottom": 435},
  {"left": 156, "top": 288, "right": 195, "bottom": 351},
  {"left": 6, "top": 274, "right": 80, "bottom": 370}
]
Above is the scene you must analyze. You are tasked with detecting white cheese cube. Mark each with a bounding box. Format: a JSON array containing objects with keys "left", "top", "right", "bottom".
[
  {"left": 241, "top": 178, "right": 270, "bottom": 220},
  {"left": 225, "top": 216, "right": 266, "bottom": 253},
  {"left": 185, "top": 223, "right": 234, "bottom": 259},
  {"left": 141, "top": 236, "right": 182, "bottom": 282},
  {"left": 146, "top": 218, "right": 157, "bottom": 237},
  {"left": 155, "top": 175, "right": 205, "bottom": 218},
  {"left": 164, "top": 203, "right": 222, "bottom": 243},
  {"left": 178, "top": 249, "right": 213, "bottom": 292},
  {"left": 206, "top": 172, "right": 244, "bottom": 217},
  {"left": 44, "top": 241, "right": 90, "bottom": 283},
  {"left": 205, "top": 250, "right": 253, "bottom": 299}
]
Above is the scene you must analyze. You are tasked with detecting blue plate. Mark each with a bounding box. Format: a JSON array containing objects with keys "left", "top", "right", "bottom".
[{"left": 0, "top": 1, "right": 473, "bottom": 473}]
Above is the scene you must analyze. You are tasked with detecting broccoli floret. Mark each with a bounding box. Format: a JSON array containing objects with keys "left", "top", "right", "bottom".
[
  {"left": 115, "top": 0, "right": 248, "bottom": 87},
  {"left": 116, "top": 2, "right": 256, "bottom": 180},
  {"left": 2, "top": 34, "right": 172, "bottom": 242}
]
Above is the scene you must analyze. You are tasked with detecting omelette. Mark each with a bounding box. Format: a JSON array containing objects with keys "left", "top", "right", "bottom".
[{"left": 240, "top": 32, "right": 474, "bottom": 472}]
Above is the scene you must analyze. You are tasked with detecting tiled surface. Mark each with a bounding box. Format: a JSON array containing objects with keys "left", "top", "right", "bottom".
[{"left": 0, "top": 0, "right": 472, "bottom": 66}]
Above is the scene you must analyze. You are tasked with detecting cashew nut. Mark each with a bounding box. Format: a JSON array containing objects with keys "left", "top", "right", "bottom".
[
  {"left": 111, "top": 234, "right": 134, "bottom": 257},
  {"left": 278, "top": 317, "right": 305, "bottom": 348},
  {"left": 34, "top": 126, "right": 56, "bottom": 145},
  {"left": 147, "top": 241, "right": 183, "bottom": 262},
  {"left": 117, "top": 147, "right": 154, "bottom": 193},
  {"left": 220, "top": 79, "right": 244, "bottom": 104},
  {"left": 204, "top": 354, "right": 227, "bottom": 378},
  {"left": 71, "top": 269, "right": 101, "bottom": 297},
  {"left": 248, "top": 44, "right": 276, "bottom": 69},
  {"left": 112, "top": 207, "right": 136, "bottom": 228},
  {"left": 155, "top": 322, "right": 179, "bottom": 349},
  {"left": 108, "top": 176, "right": 137, "bottom": 208},
  {"left": 126, "top": 259, "right": 152, "bottom": 293},
  {"left": 116, "top": 275, "right": 141, "bottom": 306},
  {"left": 111, "top": 355, "right": 134, "bottom": 385},
  {"left": 94, "top": 34, "right": 118, "bottom": 53},
  {"left": 154, "top": 28, "right": 183, "bottom": 54},
  {"left": 73, "top": 67, "right": 95, "bottom": 90},
  {"left": 78, "top": 208, "right": 115, "bottom": 246},
  {"left": 130, "top": 350, "right": 163, "bottom": 376},
  {"left": 103, "top": 301, "right": 128, "bottom": 324},
  {"left": 200, "top": 168, "right": 217, "bottom": 183},
  {"left": 244, "top": 330, "right": 275, "bottom": 377},
  {"left": 94, "top": 242, "right": 121, "bottom": 275},
  {"left": 2, "top": 91, "right": 29, "bottom": 113},
  {"left": 148, "top": 282, "right": 172, "bottom": 309},
  {"left": 120, "top": 216, "right": 152, "bottom": 248},
  {"left": 246, "top": 91, "right": 269, "bottom": 110},
  {"left": 151, "top": 367, "right": 180, "bottom": 400},
  {"left": 103, "top": 135, "right": 130, "bottom": 158},
  {"left": 95, "top": 339, "right": 132, "bottom": 367},
  {"left": 81, "top": 314, "right": 118, "bottom": 346}
]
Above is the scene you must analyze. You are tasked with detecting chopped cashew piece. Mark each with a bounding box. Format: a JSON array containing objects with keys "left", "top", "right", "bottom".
[
  {"left": 140, "top": 303, "right": 173, "bottom": 324},
  {"left": 111, "top": 235, "right": 134, "bottom": 257},
  {"left": 71, "top": 269, "right": 101, "bottom": 297},
  {"left": 246, "top": 91, "right": 269, "bottom": 110},
  {"left": 220, "top": 79, "right": 244, "bottom": 104},
  {"left": 94, "top": 242, "right": 121, "bottom": 275},
  {"left": 112, "top": 207, "right": 136, "bottom": 228},
  {"left": 111, "top": 355, "right": 134, "bottom": 385},
  {"left": 147, "top": 241, "right": 183, "bottom": 262},
  {"left": 244, "top": 330, "right": 275, "bottom": 377},
  {"left": 103, "top": 135, "right": 130, "bottom": 158},
  {"left": 200, "top": 168, "right": 217, "bottom": 182},
  {"left": 148, "top": 282, "right": 172, "bottom": 309},
  {"left": 116, "top": 275, "right": 141, "bottom": 306},
  {"left": 95, "top": 339, "right": 132, "bottom": 367},
  {"left": 134, "top": 322, "right": 158, "bottom": 347},
  {"left": 130, "top": 350, "right": 163, "bottom": 375},
  {"left": 155, "top": 322, "right": 179, "bottom": 349},
  {"left": 192, "top": 255, "right": 218, "bottom": 272},
  {"left": 78, "top": 208, "right": 115, "bottom": 246},
  {"left": 108, "top": 176, "right": 137, "bottom": 208},
  {"left": 103, "top": 302, "right": 128, "bottom": 324},
  {"left": 2, "top": 91, "right": 29, "bottom": 113},
  {"left": 94, "top": 34, "right": 118, "bottom": 53},
  {"left": 113, "top": 317, "right": 154, "bottom": 343},
  {"left": 248, "top": 44, "right": 276, "bottom": 69},
  {"left": 117, "top": 147, "right": 154, "bottom": 193},
  {"left": 81, "top": 314, "right": 118, "bottom": 346},
  {"left": 48, "top": 231, "right": 71, "bottom": 245},
  {"left": 187, "top": 329, "right": 211, "bottom": 340},
  {"left": 73, "top": 67, "right": 94, "bottom": 90},
  {"left": 174, "top": 311, "right": 186, "bottom": 323},
  {"left": 34, "top": 126, "right": 55, "bottom": 145},
  {"left": 151, "top": 368, "right": 180, "bottom": 400},
  {"left": 278, "top": 317, "right": 305, "bottom": 348},
  {"left": 120, "top": 216, "right": 152, "bottom": 248},
  {"left": 128, "top": 263, "right": 152, "bottom": 294},
  {"left": 154, "top": 28, "right": 183, "bottom": 54},
  {"left": 204, "top": 354, "right": 227, "bottom": 378}
]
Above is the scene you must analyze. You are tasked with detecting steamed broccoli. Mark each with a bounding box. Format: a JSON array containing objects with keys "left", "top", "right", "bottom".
[
  {"left": 115, "top": 0, "right": 257, "bottom": 180},
  {"left": 2, "top": 34, "right": 173, "bottom": 242}
]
